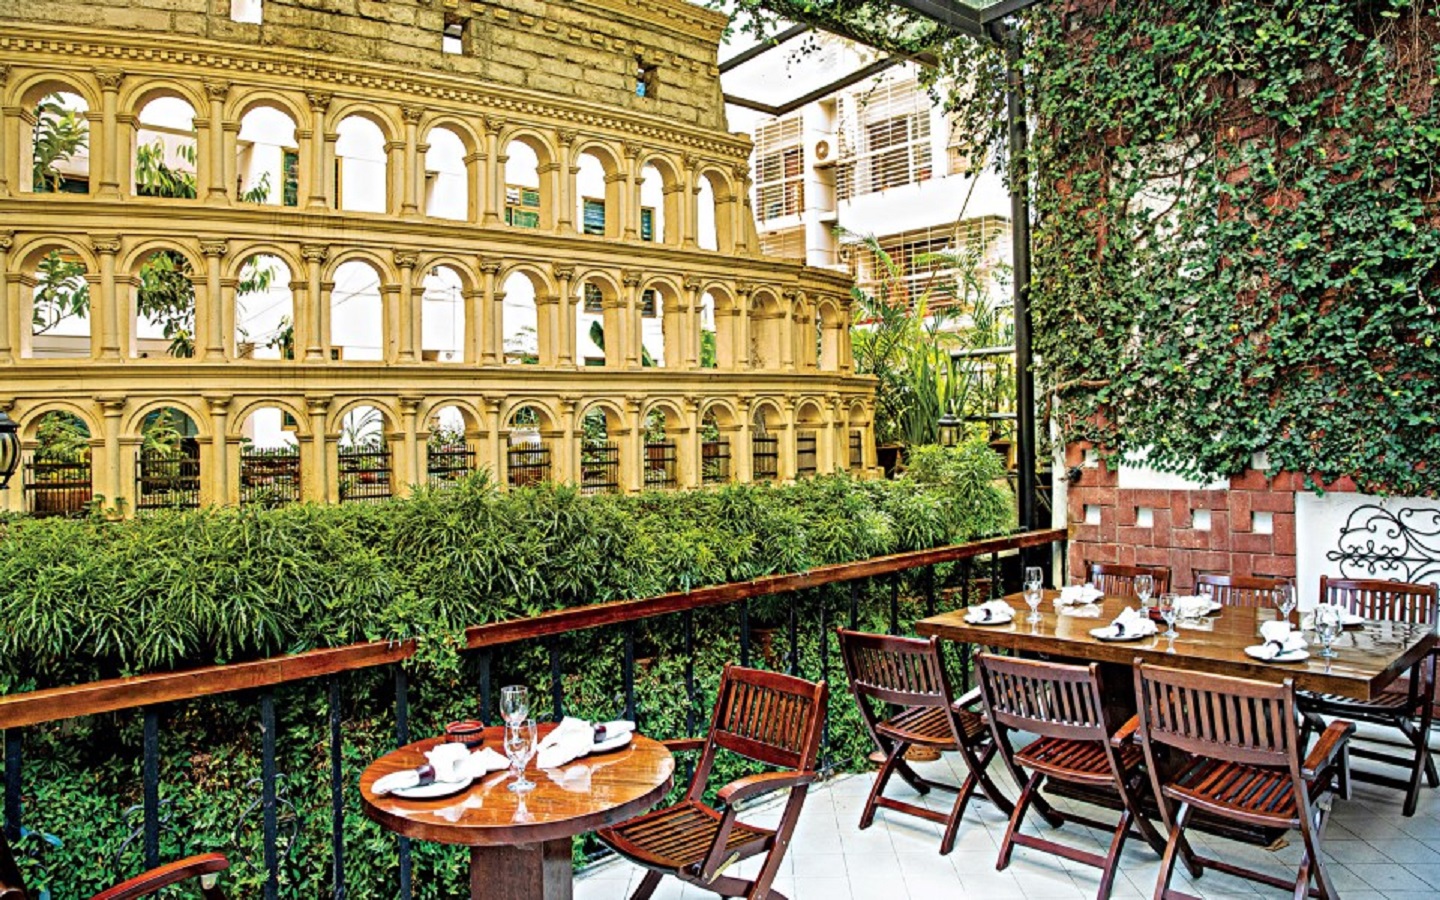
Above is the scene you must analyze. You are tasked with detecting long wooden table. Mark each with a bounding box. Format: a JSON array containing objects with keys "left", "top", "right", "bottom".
[{"left": 916, "top": 592, "right": 1437, "bottom": 701}]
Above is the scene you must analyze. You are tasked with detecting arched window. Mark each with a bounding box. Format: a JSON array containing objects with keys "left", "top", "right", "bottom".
[
  {"left": 750, "top": 292, "right": 783, "bottom": 370},
  {"left": 421, "top": 265, "right": 465, "bottom": 363},
  {"left": 504, "top": 139, "right": 542, "bottom": 228},
  {"left": 505, "top": 405, "right": 552, "bottom": 488},
  {"left": 134, "top": 248, "right": 198, "bottom": 358},
  {"left": 335, "top": 116, "right": 387, "bottom": 213},
  {"left": 700, "top": 407, "right": 733, "bottom": 485},
  {"left": 234, "top": 254, "right": 294, "bottom": 359},
  {"left": 751, "top": 407, "right": 779, "bottom": 483},
  {"left": 25, "top": 411, "right": 93, "bottom": 517},
  {"left": 579, "top": 406, "right": 621, "bottom": 494},
  {"left": 576, "top": 277, "right": 621, "bottom": 368},
  {"left": 239, "top": 406, "right": 300, "bottom": 507},
  {"left": 338, "top": 404, "right": 391, "bottom": 503},
  {"left": 642, "top": 408, "right": 677, "bottom": 490},
  {"left": 501, "top": 271, "right": 539, "bottom": 364},
  {"left": 331, "top": 260, "right": 384, "bottom": 361},
  {"left": 574, "top": 150, "right": 615, "bottom": 237},
  {"left": 26, "top": 245, "right": 90, "bottom": 358},
  {"left": 638, "top": 162, "right": 667, "bottom": 243},
  {"left": 695, "top": 175, "right": 718, "bottom": 251},
  {"left": 425, "top": 405, "right": 475, "bottom": 489},
  {"left": 137, "top": 407, "right": 201, "bottom": 510},
  {"left": 26, "top": 90, "right": 90, "bottom": 194},
  {"left": 236, "top": 106, "right": 298, "bottom": 206},
  {"left": 423, "top": 127, "right": 468, "bottom": 220},
  {"left": 133, "top": 96, "right": 197, "bottom": 199},
  {"left": 699, "top": 290, "right": 718, "bottom": 369}
]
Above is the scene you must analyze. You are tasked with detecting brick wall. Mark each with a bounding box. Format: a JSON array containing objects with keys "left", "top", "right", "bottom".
[{"left": 1064, "top": 445, "right": 1308, "bottom": 592}]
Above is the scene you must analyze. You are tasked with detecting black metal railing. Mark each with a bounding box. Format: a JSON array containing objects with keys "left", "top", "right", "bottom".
[
  {"left": 752, "top": 434, "right": 779, "bottom": 482},
  {"left": 426, "top": 444, "right": 475, "bottom": 490},
  {"left": 643, "top": 441, "right": 677, "bottom": 490},
  {"left": 338, "top": 447, "right": 392, "bottom": 504},
  {"left": 135, "top": 450, "right": 201, "bottom": 511},
  {"left": 0, "top": 528, "right": 1066, "bottom": 900},
  {"left": 506, "top": 443, "right": 551, "bottom": 488},
  {"left": 849, "top": 429, "right": 864, "bottom": 474},
  {"left": 240, "top": 447, "right": 301, "bottom": 507},
  {"left": 580, "top": 441, "right": 621, "bottom": 494},
  {"left": 23, "top": 454, "right": 93, "bottom": 517},
  {"left": 701, "top": 439, "right": 730, "bottom": 485},
  {"left": 796, "top": 430, "right": 818, "bottom": 478}
]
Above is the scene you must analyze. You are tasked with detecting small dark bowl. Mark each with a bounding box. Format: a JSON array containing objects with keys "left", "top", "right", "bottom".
[{"left": 445, "top": 720, "right": 485, "bottom": 748}]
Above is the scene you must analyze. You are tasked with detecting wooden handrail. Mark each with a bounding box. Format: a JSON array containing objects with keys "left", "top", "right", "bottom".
[{"left": 0, "top": 528, "right": 1065, "bottom": 729}]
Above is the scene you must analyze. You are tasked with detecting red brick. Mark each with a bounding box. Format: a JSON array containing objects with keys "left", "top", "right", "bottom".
[
  {"left": 1086, "top": 487, "right": 1118, "bottom": 508},
  {"left": 1269, "top": 471, "right": 1302, "bottom": 492},
  {"left": 1132, "top": 489, "right": 1173, "bottom": 508},
  {"left": 1078, "top": 542, "right": 1118, "bottom": 566},
  {"left": 1173, "top": 528, "right": 1209, "bottom": 550},
  {"left": 1115, "top": 505, "right": 1138, "bottom": 527},
  {"left": 1273, "top": 513, "right": 1296, "bottom": 553},
  {"left": 1072, "top": 524, "right": 1101, "bottom": 544},
  {"left": 1232, "top": 532, "right": 1275, "bottom": 555},
  {"left": 1253, "top": 554, "right": 1296, "bottom": 578},
  {"left": 1326, "top": 475, "right": 1359, "bottom": 493},
  {"left": 1134, "top": 546, "right": 1173, "bottom": 568},
  {"left": 1150, "top": 525, "right": 1172, "bottom": 547},
  {"left": 1171, "top": 493, "right": 1194, "bottom": 520},
  {"left": 1065, "top": 443, "right": 1091, "bottom": 467},
  {"left": 1226, "top": 553, "right": 1254, "bottom": 577},
  {"left": 1118, "top": 525, "right": 1152, "bottom": 546},
  {"left": 1230, "top": 469, "right": 1269, "bottom": 491},
  {"left": 1229, "top": 493, "right": 1253, "bottom": 529},
  {"left": 1116, "top": 544, "right": 1137, "bottom": 566},
  {"left": 1150, "top": 508, "right": 1173, "bottom": 529},
  {"left": 1191, "top": 551, "right": 1231, "bottom": 576},
  {"left": 1209, "top": 511, "right": 1231, "bottom": 535},
  {"left": 1250, "top": 491, "right": 1295, "bottom": 513}
]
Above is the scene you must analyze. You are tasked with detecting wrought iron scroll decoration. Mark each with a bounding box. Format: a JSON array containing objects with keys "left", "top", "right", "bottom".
[{"left": 1326, "top": 504, "right": 1440, "bottom": 584}]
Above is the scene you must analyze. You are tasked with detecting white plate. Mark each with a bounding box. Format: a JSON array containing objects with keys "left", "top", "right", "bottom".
[
  {"left": 1341, "top": 612, "right": 1365, "bottom": 627},
  {"left": 590, "top": 731, "right": 633, "bottom": 754},
  {"left": 964, "top": 614, "right": 1015, "bottom": 626},
  {"left": 1089, "top": 627, "right": 1155, "bottom": 642},
  {"left": 1244, "top": 646, "right": 1310, "bottom": 663},
  {"left": 391, "top": 778, "right": 473, "bottom": 800}
]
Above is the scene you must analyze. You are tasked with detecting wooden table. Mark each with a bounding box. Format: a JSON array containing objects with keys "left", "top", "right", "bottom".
[
  {"left": 916, "top": 592, "right": 1437, "bottom": 700},
  {"left": 360, "top": 727, "right": 674, "bottom": 900}
]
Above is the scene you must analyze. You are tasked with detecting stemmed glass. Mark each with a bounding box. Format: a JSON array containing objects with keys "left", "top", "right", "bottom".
[
  {"left": 1315, "top": 606, "right": 1343, "bottom": 660},
  {"left": 504, "top": 718, "right": 538, "bottom": 793},
  {"left": 1023, "top": 566, "right": 1044, "bottom": 624},
  {"left": 1157, "top": 592, "right": 1179, "bottom": 640},
  {"left": 1133, "top": 574, "right": 1155, "bottom": 610},
  {"left": 1275, "top": 582, "right": 1298, "bottom": 625},
  {"left": 500, "top": 685, "right": 529, "bottom": 727}
]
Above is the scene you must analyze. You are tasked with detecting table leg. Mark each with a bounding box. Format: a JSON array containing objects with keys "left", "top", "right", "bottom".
[{"left": 469, "top": 838, "right": 573, "bottom": 900}]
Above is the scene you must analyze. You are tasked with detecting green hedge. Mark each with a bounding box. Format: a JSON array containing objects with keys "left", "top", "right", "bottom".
[{"left": 3, "top": 442, "right": 1013, "bottom": 897}]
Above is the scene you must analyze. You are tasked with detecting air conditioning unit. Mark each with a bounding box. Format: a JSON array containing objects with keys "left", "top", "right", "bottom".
[{"left": 812, "top": 139, "right": 835, "bottom": 169}]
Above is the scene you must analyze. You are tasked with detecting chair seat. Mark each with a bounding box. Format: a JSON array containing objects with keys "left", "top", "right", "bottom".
[
  {"left": 1015, "top": 736, "right": 1141, "bottom": 785},
  {"left": 876, "top": 704, "right": 985, "bottom": 747},
  {"left": 1301, "top": 689, "right": 1417, "bottom": 716},
  {"left": 1165, "top": 758, "right": 1317, "bottom": 826},
  {"left": 597, "top": 800, "right": 773, "bottom": 872}
]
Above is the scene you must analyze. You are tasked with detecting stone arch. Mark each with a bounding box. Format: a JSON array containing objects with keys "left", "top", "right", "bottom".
[
  {"left": 421, "top": 400, "right": 481, "bottom": 487},
  {"left": 120, "top": 238, "right": 203, "bottom": 278},
  {"left": 129, "top": 402, "right": 206, "bottom": 510},
  {"left": 501, "top": 397, "right": 562, "bottom": 433},
  {"left": 236, "top": 401, "right": 304, "bottom": 506},
  {"left": 17, "top": 237, "right": 96, "bottom": 359},
  {"left": 125, "top": 399, "right": 209, "bottom": 439},
  {"left": 16, "top": 401, "right": 101, "bottom": 443},
  {"left": 125, "top": 238, "right": 204, "bottom": 360},
  {"left": 331, "top": 399, "right": 398, "bottom": 503},
  {"left": 573, "top": 140, "right": 623, "bottom": 239},
  {"left": 228, "top": 91, "right": 312, "bottom": 134},
  {"left": 638, "top": 275, "right": 683, "bottom": 368},
  {"left": 636, "top": 152, "right": 682, "bottom": 246},
  {"left": 225, "top": 242, "right": 303, "bottom": 282},
  {"left": 696, "top": 165, "right": 737, "bottom": 253},
  {"left": 698, "top": 283, "right": 734, "bottom": 369},
  {"left": 234, "top": 100, "right": 302, "bottom": 207},
  {"left": 120, "top": 79, "right": 207, "bottom": 123},
  {"left": 574, "top": 269, "right": 622, "bottom": 368},
  {"left": 817, "top": 296, "right": 846, "bottom": 371},
  {"left": 502, "top": 399, "right": 559, "bottom": 488},
  {"left": 640, "top": 397, "right": 684, "bottom": 490},
  {"left": 501, "top": 128, "right": 556, "bottom": 231},
  {"left": 327, "top": 255, "right": 390, "bottom": 362},
  {"left": 15, "top": 78, "right": 94, "bottom": 194},
  {"left": 421, "top": 122, "right": 472, "bottom": 221},
  {"left": 793, "top": 398, "right": 826, "bottom": 478},
  {"left": 332, "top": 106, "right": 394, "bottom": 214},
  {"left": 229, "top": 397, "right": 311, "bottom": 438},
  {"left": 749, "top": 288, "right": 784, "bottom": 371},
  {"left": 578, "top": 398, "right": 626, "bottom": 493},
  {"left": 420, "top": 262, "right": 467, "bottom": 363},
  {"left": 498, "top": 263, "right": 554, "bottom": 365},
  {"left": 749, "top": 397, "right": 783, "bottom": 482},
  {"left": 128, "top": 88, "right": 201, "bottom": 199},
  {"left": 329, "top": 398, "right": 400, "bottom": 442},
  {"left": 13, "top": 235, "right": 98, "bottom": 274},
  {"left": 10, "top": 72, "right": 100, "bottom": 115},
  {"left": 418, "top": 398, "right": 484, "bottom": 437},
  {"left": 325, "top": 101, "right": 400, "bottom": 144}
]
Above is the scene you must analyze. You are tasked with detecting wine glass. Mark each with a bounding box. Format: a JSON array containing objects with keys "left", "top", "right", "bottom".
[
  {"left": 500, "top": 685, "right": 529, "bottom": 727},
  {"left": 1157, "top": 592, "right": 1179, "bottom": 640},
  {"left": 1133, "top": 574, "right": 1155, "bottom": 610},
  {"left": 1275, "top": 582, "right": 1298, "bottom": 625},
  {"left": 1023, "top": 566, "right": 1044, "bottom": 624},
  {"left": 1315, "top": 606, "right": 1343, "bottom": 660},
  {"left": 504, "top": 719, "right": 538, "bottom": 793}
]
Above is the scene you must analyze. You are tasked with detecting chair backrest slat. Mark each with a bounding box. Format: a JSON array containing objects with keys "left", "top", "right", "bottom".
[
  {"left": 977, "top": 654, "right": 1110, "bottom": 742},
  {"left": 1088, "top": 563, "right": 1171, "bottom": 600},
  {"left": 707, "top": 665, "right": 826, "bottom": 771},
  {"left": 838, "top": 630, "right": 950, "bottom": 710},
  {"left": 1195, "top": 573, "right": 1285, "bottom": 609},
  {"left": 1135, "top": 664, "right": 1296, "bottom": 768},
  {"left": 1322, "top": 576, "right": 1438, "bottom": 627}
]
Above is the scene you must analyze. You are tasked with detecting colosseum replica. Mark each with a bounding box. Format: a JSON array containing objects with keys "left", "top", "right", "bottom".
[{"left": 0, "top": 0, "right": 874, "bottom": 514}]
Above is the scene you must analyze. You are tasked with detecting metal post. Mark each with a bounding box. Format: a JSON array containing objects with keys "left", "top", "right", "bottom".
[
  {"left": 142, "top": 708, "right": 160, "bottom": 870},
  {"left": 2, "top": 730, "right": 19, "bottom": 842},
  {"left": 393, "top": 670, "right": 411, "bottom": 900},
  {"left": 329, "top": 678, "right": 346, "bottom": 900},
  {"left": 260, "top": 692, "right": 279, "bottom": 900}
]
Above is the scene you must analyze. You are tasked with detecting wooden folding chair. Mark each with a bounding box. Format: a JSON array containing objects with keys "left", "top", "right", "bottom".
[
  {"left": 1194, "top": 573, "right": 1285, "bottom": 608},
  {"left": 1, "top": 831, "right": 227, "bottom": 900},
  {"left": 976, "top": 653, "right": 1165, "bottom": 900},
  {"left": 597, "top": 664, "right": 827, "bottom": 900},
  {"left": 1300, "top": 576, "right": 1438, "bottom": 816},
  {"left": 837, "top": 628, "right": 1012, "bottom": 853},
  {"left": 1087, "top": 563, "right": 1171, "bottom": 600},
  {"left": 1135, "top": 663, "right": 1353, "bottom": 899}
]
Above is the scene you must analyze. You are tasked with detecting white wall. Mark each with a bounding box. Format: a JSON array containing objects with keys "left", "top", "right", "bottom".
[{"left": 1296, "top": 492, "right": 1440, "bottom": 606}]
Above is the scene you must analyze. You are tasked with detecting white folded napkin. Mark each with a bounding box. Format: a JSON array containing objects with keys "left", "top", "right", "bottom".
[
  {"left": 1059, "top": 603, "right": 1102, "bottom": 618},
  {"left": 372, "top": 744, "right": 510, "bottom": 795},
  {"left": 1251, "top": 620, "right": 1308, "bottom": 659},
  {"left": 1101, "top": 607, "right": 1157, "bottom": 639},
  {"left": 1175, "top": 595, "right": 1214, "bottom": 618},
  {"left": 1058, "top": 584, "right": 1104, "bottom": 605},
  {"left": 592, "top": 720, "right": 636, "bottom": 742},
  {"left": 966, "top": 600, "right": 1015, "bottom": 622},
  {"left": 537, "top": 717, "right": 596, "bottom": 769}
]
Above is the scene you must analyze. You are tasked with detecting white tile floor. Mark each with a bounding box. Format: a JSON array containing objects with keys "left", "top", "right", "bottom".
[{"left": 576, "top": 744, "right": 1440, "bottom": 899}]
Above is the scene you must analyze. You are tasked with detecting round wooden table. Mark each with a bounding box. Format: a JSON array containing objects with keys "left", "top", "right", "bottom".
[{"left": 360, "top": 726, "right": 673, "bottom": 900}]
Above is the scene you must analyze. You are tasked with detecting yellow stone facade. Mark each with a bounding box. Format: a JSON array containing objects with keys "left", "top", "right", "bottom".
[{"left": 0, "top": 0, "right": 876, "bottom": 513}]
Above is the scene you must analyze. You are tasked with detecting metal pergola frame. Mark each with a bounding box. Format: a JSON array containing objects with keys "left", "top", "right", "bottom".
[{"left": 720, "top": 0, "right": 1048, "bottom": 531}]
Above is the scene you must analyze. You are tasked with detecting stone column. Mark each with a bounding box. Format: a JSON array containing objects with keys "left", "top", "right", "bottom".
[
  {"left": 0, "top": 231, "right": 11, "bottom": 363},
  {"left": 536, "top": 293, "right": 558, "bottom": 367},
  {"left": 99, "top": 396, "right": 126, "bottom": 515},
  {"left": 394, "top": 250, "right": 418, "bottom": 363},
  {"left": 482, "top": 116, "right": 505, "bottom": 225},
  {"left": 305, "top": 92, "right": 331, "bottom": 209},
  {"left": 301, "top": 244, "right": 327, "bottom": 361},
  {"left": 463, "top": 286, "right": 483, "bottom": 364},
  {"left": 480, "top": 261, "right": 502, "bottom": 365},
  {"left": 204, "top": 394, "right": 232, "bottom": 506},
  {"left": 621, "top": 269, "right": 641, "bottom": 368},
  {"left": 557, "top": 395, "right": 579, "bottom": 486},
  {"left": 556, "top": 129, "right": 576, "bottom": 233},
  {"left": 0, "top": 66, "right": 11, "bottom": 196},
  {"left": 0, "top": 102, "right": 27, "bottom": 196},
  {"left": 480, "top": 395, "right": 502, "bottom": 481},
  {"left": 203, "top": 81, "right": 230, "bottom": 204},
  {"left": 397, "top": 395, "right": 421, "bottom": 498},
  {"left": 678, "top": 397, "right": 700, "bottom": 489},
  {"left": 464, "top": 151, "right": 485, "bottom": 223},
  {"left": 384, "top": 139, "right": 405, "bottom": 216},
  {"left": 304, "top": 395, "right": 331, "bottom": 503},
  {"left": 620, "top": 143, "right": 639, "bottom": 240},
  {"left": 682, "top": 277, "right": 702, "bottom": 369},
  {"left": 623, "top": 394, "right": 644, "bottom": 493},
  {"left": 222, "top": 120, "right": 241, "bottom": 204},
  {"left": 735, "top": 283, "right": 753, "bottom": 369},
  {"left": 95, "top": 70, "right": 124, "bottom": 198},
  {"left": 780, "top": 291, "right": 798, "bottom": 372},
  {"left": 553, "top": 265, "right": 575, "bottom": 367},
  {"left": 91, "top": 235, "right": 122, "bottom": 360},
  {"left": 200, "top": 240, "right": 227, "bottom": 361},
  {"left": 400, "top": 105, "right": 423, "bottom": 217},
  {"left": 735, "top": 396, "right": 754, "bottom": 483},
  {"left": 681, "top": 154, "right": 700, "bottom": 248},
  {"left": 777, "top": 399, "right": 796, "bottom": 482}
]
